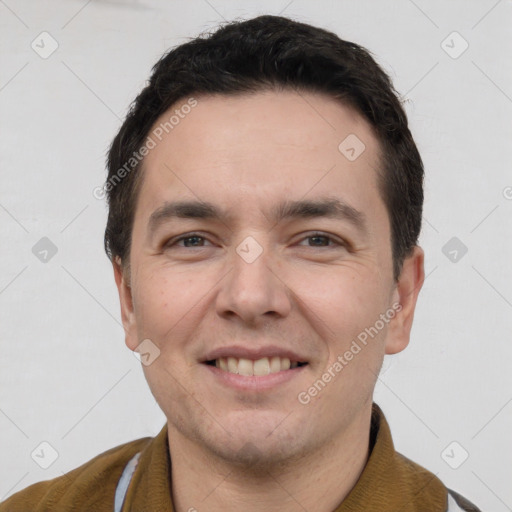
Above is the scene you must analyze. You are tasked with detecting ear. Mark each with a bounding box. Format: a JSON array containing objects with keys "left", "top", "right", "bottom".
[
  {"left": 113, "top": 257, "right": 139, "bottom": 351},
  {"left": 385, "top": 246, "right": 425, "bottom": 355}
]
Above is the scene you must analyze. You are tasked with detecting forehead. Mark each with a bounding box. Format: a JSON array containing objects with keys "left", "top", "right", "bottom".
[{"left": 135, "top": 90, "right": 386, "bottom": 233}]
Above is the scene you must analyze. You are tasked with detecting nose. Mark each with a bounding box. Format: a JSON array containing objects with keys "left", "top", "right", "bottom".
[{"left": 215, "top": 238, "right": 292, "bottom": 326}]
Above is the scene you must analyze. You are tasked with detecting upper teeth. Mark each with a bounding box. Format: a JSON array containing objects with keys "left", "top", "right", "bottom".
[{"left": 214, "top": 356, "right": 300, "bottom": 376}]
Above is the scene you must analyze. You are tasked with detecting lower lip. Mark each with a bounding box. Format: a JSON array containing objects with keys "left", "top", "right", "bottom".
[{"left": 202, "top": 363, "right": 308, "bottom": 391}]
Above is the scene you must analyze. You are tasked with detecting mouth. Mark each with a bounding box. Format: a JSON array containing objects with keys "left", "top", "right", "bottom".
[{"left": 203, "top": 356, "right": 308, "bottom": 376}]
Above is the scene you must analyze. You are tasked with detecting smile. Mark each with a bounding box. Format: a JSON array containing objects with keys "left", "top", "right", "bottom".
[{"left": 205, "top": 356, "right": 308, "bottom": 376}]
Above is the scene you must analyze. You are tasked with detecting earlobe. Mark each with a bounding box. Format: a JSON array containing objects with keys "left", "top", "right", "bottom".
[
  {"left": 385, "top": 246, "right": 425, "bottom": 355},
  {"left": 113, "top": 257, "right": 138, "bottom": 351}
]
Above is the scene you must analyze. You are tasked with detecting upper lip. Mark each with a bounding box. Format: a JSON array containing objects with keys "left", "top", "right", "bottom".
[{"left": 202, "top": 345, "right": 308, "bottom": 363}]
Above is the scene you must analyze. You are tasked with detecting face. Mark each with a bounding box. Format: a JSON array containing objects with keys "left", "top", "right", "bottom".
[{"left": 114, "top": 90, "right": 424, "bottom": 467}]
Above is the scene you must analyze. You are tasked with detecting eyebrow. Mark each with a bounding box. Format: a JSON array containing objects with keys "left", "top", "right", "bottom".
[{"left": 147, "top": 197, "right": 367, "bottom": 237}]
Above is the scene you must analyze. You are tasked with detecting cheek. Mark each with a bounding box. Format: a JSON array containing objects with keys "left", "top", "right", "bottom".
[
  {"left": 298, "top": 265, "right": 386, "bottom": 324},
  {"left": 298, "top": 267, "right": 390, "bottom": 364},
  {"left": 133, "top": 269, "right": 202, "bottom": 343}
]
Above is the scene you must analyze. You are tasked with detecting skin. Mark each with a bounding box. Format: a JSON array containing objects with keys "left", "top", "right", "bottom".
[{"left": 114, "top": 90, "right": 424, "bottom": 512}]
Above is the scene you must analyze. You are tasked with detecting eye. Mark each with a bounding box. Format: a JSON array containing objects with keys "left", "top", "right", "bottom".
[
  {"left": 297, "top": 232, "right": 345, "bottom": 248},
  {"left": 163, "top": 231, "right": 347, "bottom": 251},
  {"left": 164, "top": 232, "right": 212, "bottom": 249}
]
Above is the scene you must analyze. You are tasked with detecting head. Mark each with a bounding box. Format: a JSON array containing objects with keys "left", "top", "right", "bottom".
[{"left": 107, "top": 15, "right": 424, "bottom": 467}]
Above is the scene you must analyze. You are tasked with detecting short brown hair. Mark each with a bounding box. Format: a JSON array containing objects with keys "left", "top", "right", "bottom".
[{"left": 104, "top": 15, "right": 423, "bottom": 280}]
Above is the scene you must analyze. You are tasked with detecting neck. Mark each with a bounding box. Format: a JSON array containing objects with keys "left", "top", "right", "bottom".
[{"left": 167, "top": 406, "right": 373, "bottom": 512}]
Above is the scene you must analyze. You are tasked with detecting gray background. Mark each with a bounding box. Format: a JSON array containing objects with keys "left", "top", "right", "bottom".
[{"left": 1, "top": 0, "right": 511, "bottom": 509}]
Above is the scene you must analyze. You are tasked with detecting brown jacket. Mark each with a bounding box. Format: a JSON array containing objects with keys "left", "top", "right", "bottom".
[{"left": 0, "top": 404, "right": 481, "bottom": 511}]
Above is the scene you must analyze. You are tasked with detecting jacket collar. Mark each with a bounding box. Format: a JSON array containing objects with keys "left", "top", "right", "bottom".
[
  {"left": 333, "top": 403, "right": 447, "bottom": 511},
  {"left": 123, "top": 403, "right": 447, "bottom": 511}
]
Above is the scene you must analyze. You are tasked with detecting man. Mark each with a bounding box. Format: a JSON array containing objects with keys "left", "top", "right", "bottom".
[{"left": 0, "top": 15, "right": 481, "bottom": 512}]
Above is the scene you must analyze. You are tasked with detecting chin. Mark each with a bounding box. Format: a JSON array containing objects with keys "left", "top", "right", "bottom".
[
  {"left": 200, "top": 412, "right": 311, "bottom": 466},
  {"left": 208, "top": 432, "right": 307, "bottom": 471}
]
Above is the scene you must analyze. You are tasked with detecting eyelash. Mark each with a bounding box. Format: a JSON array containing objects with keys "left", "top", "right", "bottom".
[{"left": 164, "top": 232, "right": 346, "bottom": 250}]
